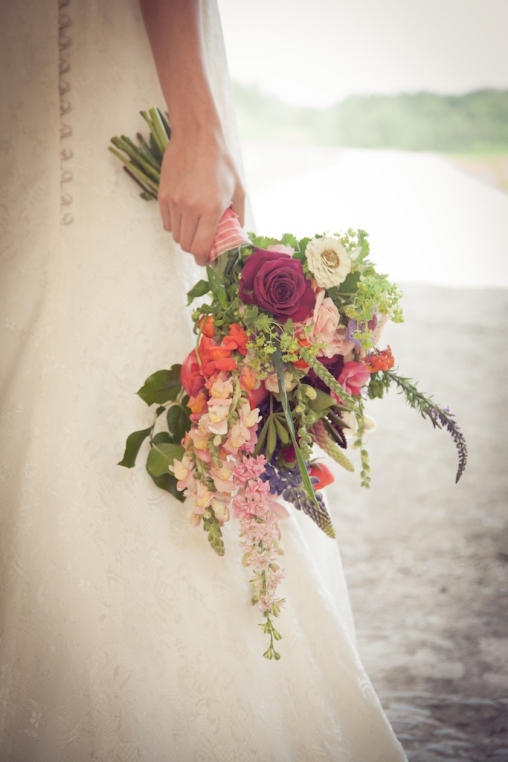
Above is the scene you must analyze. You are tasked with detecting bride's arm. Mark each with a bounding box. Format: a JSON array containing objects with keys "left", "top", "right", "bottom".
[{"left": 139, "top": 0, "right": 245, "bottom": 265}]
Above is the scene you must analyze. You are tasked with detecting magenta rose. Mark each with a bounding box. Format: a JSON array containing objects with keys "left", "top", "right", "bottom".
[{"left": 239, "top": 247, "right": 315, "bottom": 322}]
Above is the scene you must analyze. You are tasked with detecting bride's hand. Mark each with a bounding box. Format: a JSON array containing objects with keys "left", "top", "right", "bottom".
[{"left": 157, "top": 125, "right": 245, "bottom": 267}]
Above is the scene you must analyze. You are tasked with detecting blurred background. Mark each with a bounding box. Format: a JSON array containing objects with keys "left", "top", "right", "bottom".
[{"left": 218, "top": 2, "right": 508, "bottom": 760}]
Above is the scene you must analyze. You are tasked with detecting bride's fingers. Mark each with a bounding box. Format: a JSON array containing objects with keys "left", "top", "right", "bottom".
[
  {"left": 190, "top": 212, "right": 222, "bottom": 267},
  {"left": 178, "top": 215, "right": 199, "bottom": 256},
  {"left": 171, "top": 211, "right": 182, "bottom": 245},
  {"left": 159, "top": 200, "right": 172, "bottom": 232},
  {"left": 231, "top": 182, "right": 246, "bottom": 227}
]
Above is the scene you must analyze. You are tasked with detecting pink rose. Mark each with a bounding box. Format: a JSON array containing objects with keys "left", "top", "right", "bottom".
[
  {"left": 239, "top": 247, "right": 315, "bottom": 322},
  {"left": 337, "top": 361, "right": 370, "bottom": 396},
  {"left": 311, "top": 289, "right": 355, "bottom": 359},
  {"left": 267, "top": 244, "right": 295, "bottom": 255}
]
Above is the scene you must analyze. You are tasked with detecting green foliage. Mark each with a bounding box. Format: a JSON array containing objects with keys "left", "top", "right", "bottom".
[
  {"left": 187, "top": 280, "right": 210, "bottom": 304},
  {"left": 137, "top": 366, "right": 182, "bottom": 405},
  {"left": 146, "top": 442, "right": 184, "bottom": 477},
  {"left": 342, "top": 273, "right": 403, "bottom": 348},
  {"left": 384, "top": 370, "right": 468, "bottom": 482},
  {"left": 233, "top": 83, "right": 508, "bottom": 154},
  {"left": 248, "top": 234, "right": 282, "bottom": 249},
  {"left": 147, "top": 471, "right": 185, "bottom": 503},
  {"left": 308, "top": 389, "right": 337, "bottom": 412},
  {"left": 273, "top": 344, "right": 324, "bottom": 515},
  {"left": 167, "top": 405, "right": 191, "bottom": 444},
  {"left": 261, "top": 612, "right": 282, "bottom": 661},
  {"left": 334, "top": 90, "right": 508, "bottom": 153},
  {"left": 368, "top": 371, "right": 392, "bottom": 399},
  {"left": 203, "top": 511, "right": 225, "bottom": 557},
  {"left": 117, "top": 427, "right": 152, "bottom": 468}
]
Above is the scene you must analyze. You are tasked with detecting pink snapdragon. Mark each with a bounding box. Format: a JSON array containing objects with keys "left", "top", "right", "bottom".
[
  {"left": 231, "top": 455, "right": 285, "bottom": 617},
  {"left": 171, "top": 453, "right": 195, "bottom": 491},
  {"left": 210, "top": 462, "right": 235, "bottom": 493}
]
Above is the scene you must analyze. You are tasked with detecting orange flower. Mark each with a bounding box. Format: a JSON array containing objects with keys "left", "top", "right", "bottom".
[
  {"left": 294, "top": 337, "right": 310, "bottom": 369},
  {"left": 239, "top": 366, "right": 258, "bottom": 392},
  {"left": 223, "top": 323, "right": 248, "bottom": 355},
  {"left": 188, "top": 391, "right": 207, "bottom": 415},
  {"left": 198, "top": 314, "right": 216, "bottom": 338},
  {"left": 198, "top": 326, "right": 246, "bottom": 377},
  {"left": 212, "top": 357, "right": 237, "bottom": 372},
  {"left": 364, "top": 346, "right": 395, "bottom": 372}
]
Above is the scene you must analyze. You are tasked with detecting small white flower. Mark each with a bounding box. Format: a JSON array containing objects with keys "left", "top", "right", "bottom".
[
  {"left": 341, "top": 411, "right": 376, "bottom": 437},
  {"left": 362, "top": 414, "right": 377, "bottom": 432},
  {"left": 305, "top": 236, "right": 352, "bottom": 289},
  {"left": 341, "top": 411, "right": 357, "bottom": 437}
]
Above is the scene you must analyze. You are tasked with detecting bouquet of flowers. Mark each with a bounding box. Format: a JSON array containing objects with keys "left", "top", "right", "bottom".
[{"left": 113, "top": 109, "right": 467, "bottom": 659}]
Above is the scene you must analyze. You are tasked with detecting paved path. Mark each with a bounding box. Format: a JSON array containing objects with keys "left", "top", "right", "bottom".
[
  {"left": 245, "top": 144, "right": 508, "bottom": 288},
  {"left": 326, "top": 284, "right": 508, "bottom": 761}
]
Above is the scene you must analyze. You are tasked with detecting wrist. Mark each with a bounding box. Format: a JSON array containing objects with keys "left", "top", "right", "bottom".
[{"left": 168, "top": 98, "right": 224, "bottom": 143}]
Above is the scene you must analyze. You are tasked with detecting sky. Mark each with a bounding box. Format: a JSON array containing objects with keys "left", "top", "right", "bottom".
[{"left": 217, "top": 0, "right": 508, "bottom": 107}]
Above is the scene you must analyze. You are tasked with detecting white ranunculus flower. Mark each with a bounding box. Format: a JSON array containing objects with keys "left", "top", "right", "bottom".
[{"left": 305, "top": 236, "right": 352, "bottom": 289}]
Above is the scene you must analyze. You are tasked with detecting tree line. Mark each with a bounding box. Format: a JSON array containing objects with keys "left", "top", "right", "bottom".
[{"left": 233, "top": 85, "right": 508, "bottom": 153}]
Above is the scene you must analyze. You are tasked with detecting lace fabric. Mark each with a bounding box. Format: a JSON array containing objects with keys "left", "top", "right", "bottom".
[{"left": 0, "top": 1, "right": 406, "bottom": 759}]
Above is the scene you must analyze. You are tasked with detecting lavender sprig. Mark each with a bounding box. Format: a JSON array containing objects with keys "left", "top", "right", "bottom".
[
  {"left": 262, "top": 461, "right": 336, "bottom": 538},
  {"left": 385, "top": 371, "right": 467, "bottom": 482},
  {"left": 428, "top": 407, "right": 468, "bottom": 483}
]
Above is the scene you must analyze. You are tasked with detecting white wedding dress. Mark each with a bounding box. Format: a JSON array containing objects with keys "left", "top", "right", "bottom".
[{"left": 0, "top": 1, "right": 407, "bottom": 760}]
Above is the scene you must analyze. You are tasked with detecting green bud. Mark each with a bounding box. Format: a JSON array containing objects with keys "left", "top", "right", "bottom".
[{"left": 302, "top": 384, "right": 317, "bottom": 400}]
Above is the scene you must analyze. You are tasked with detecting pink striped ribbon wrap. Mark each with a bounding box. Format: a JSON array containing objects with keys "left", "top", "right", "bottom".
[{"left": 209, "top": 207, "right": 251, "bottom": 262}]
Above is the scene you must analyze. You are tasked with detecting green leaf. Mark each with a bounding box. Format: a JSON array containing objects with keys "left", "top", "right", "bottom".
[
  {"left": 167, "top": 405, "right": 190, "bottom": 444},
  {"left": 295, "top": 236, "right": 311, "bottom": 261},
  {"left": 117, "top": 427, "right": 152, "bottom": 468},
  {"left": 137, "top": 365, "right": 182, "bottom": 405},
  {"left": 266, "top": 418, "right": 277, "bottom": 461},
  {"left": 280, "top": 233, "right": 298, "bottom": 249},
  {"left": 206, "top": 265, "right": 227, "bottom": 309},
  {"left": 147, "top": 470, "right": 185, "bottom": 503},
  {"left": 187, "top": 279, "right": 210, "bottom": 304},
  {"left": 273, "top": 343, "right": 321, "bottom": 509},
  {"left": 339, "top": 271, "right": 361, "bottom": 293},
  {"left": 308, "top": 388, "right": 337, "bottom": 413},
  {"left": 248, "top": 234, "right": 279, "bottom": 250},
  {"left": 146, "top": 442, "right": 185, "bottom": 477},
  {"left": 356, "top": 229, "right": 370, "bottom": 262},
  {"left": 153, "top": 431, "right": 174, "bottom": 445},
  {"left": 254, "top": 417, "right": 270, "bottom": 455},
  {"left": 274, "top": 416, "right": 290, "bottom": 444}
]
